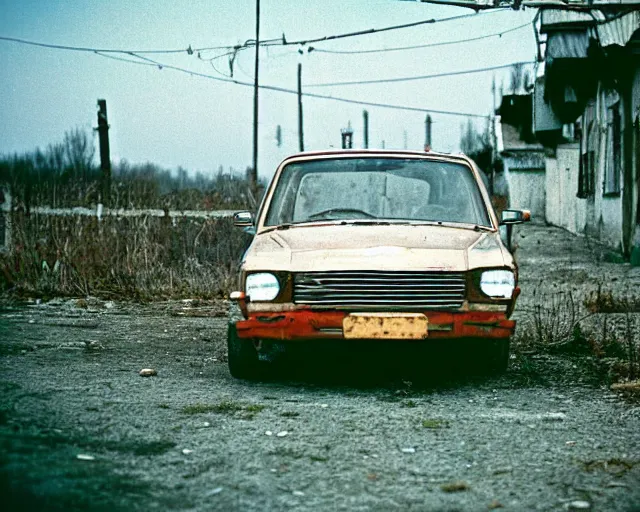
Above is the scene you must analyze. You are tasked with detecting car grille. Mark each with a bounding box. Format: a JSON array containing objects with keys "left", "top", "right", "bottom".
[{"left": 293, "top": 271, "right": 466, "bottom": 309}]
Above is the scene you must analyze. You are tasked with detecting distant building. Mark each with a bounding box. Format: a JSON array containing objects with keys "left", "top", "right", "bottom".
[
  {"left": 495, "top": 92, "right": 546, "bottom": 219},
  {"left": 532, "top": 8, "right": 640, "bottom": 261}
]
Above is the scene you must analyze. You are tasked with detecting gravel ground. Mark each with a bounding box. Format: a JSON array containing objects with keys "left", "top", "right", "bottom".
[{"left": 1, "top": 222, "right": 640, "bottom": 511}]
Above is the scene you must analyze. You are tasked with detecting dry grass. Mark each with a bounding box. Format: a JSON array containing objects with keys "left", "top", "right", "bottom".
[
  {"left": 514, "top": 285, "right": 640, "bottom": 383},
  {"left": 1, "top": 212, "right": 251, "bottom": 300}
]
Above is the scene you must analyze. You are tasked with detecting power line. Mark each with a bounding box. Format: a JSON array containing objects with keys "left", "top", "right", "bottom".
[
  {"left": 312, "top": 21, "right": 532, "bottom": 55},
  {"left": 305, "top": 61, "right": 535, "bottom": 87},
  {"left": 0, "top": 8, "right": 507, "bottom": 60},
  {"left": 278, "top": 8, "right": 508, "bottom": 46},
  {"left": 94, "top": 52, "right": 161, "bottom": 67},
  {"left": 96, "top": 52, "right": 490, "bottom": 118},
  {"left": 0, "top": 35, "right": 228, "bottom": 54}
]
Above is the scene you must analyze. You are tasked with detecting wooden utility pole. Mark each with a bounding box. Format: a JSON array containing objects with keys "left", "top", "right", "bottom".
[
  {"left": 251, "top": 0, "right": 260, "bottom": 197},
  {"left": 425, "top": 114, "right": 432, "bottom": 151},
  {"left": 298, "top": 61, "right": 304, "bottom": 152},
  {"left": 97, "top": 99, "right": 111, "bottom": 207},
  {"left": 363, "top": 110, "right": 369, "bottom": 149}
]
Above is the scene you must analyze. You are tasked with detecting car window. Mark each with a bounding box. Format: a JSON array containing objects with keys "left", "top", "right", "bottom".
[{"left": 264, "top": 158, "right": 490, "bottom": 227}]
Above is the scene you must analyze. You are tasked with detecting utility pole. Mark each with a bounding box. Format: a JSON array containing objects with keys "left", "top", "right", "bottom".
[
  {"left": 403, "top": 130, "right": 408, "bottom": 150},
  {"left": 424, "top": 114, "right": 432, "bottom": 151},
  {"left": 341, "top": 122, "right": 353, "bottom": 149},
  {"left": 275, "top": 125, "right": 282, "bottom": 147},
  {"left": 297, "top": 58, "right": 304, "bottom": 152},
  {"left": 490, "top": 75, "right": 497, "bottom": 195},
  {"left": 363, "top": 110, "right": 369, "bottom": 149},
  {"left": 96, "top": 99, "right": 111, "bottom": 208},
  {"left": 251, "top": 0, "right": 260, "bottom": 198}
]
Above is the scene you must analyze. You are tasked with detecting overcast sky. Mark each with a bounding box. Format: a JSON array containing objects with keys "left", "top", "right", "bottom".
[{"left": 0, "top": 0, "right": 537, "bottom": 180}]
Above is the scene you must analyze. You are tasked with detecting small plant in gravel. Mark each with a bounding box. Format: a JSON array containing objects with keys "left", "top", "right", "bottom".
[
  {"left": 402, "top": 400, "right": 417, "bottom": 408},
  {"left": 181, "top": 401, "right": 265, "bottom": 419},
  {"left": 582, "top": 458, "right": 636, "bottom": 475},
  {"left": 440, "top": 481, "right": 470, "bottom": 493},
  {"left": 421, "top": 418, "right": 449, "bottom": 429},
  {"left": 584, "top": 287, "right": 640, "bottom": 314}
]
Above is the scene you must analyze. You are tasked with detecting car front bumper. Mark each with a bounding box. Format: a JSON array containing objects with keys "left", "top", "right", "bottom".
[{"left": 235, "top": 309, "right": 515, "bottom": 341}]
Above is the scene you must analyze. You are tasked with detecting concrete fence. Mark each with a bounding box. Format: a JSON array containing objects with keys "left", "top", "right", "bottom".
[{"left": 0, "top": 190, "right": 237, "bottom": 252}]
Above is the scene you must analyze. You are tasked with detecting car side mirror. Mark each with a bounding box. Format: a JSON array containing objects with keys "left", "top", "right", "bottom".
[
  {"left": 233, "top": 211, "right": 253, "bottom": 227},
  {"left": 500, "top": 209, "right": 531, "bottom": 225}
]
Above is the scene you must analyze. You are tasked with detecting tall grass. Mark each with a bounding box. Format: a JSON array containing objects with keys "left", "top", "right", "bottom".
[{"left": 1, "top": 211, "right": 252, "bottom": 300}]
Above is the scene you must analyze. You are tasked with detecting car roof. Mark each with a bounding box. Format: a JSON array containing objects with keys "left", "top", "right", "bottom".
[{"left": 278, "top": 149, "right": 475, "bottom": 166}]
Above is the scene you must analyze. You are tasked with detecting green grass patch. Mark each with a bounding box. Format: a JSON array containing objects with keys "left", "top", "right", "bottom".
[
  {"left": 440, "top": 481, "right": 469, "bottom": 492},
  {"left": 181, "top": 400, "right": 265, "bottom": 419},
  {"left": 422, "top": 418, "right": 449, "bottom": 429}
]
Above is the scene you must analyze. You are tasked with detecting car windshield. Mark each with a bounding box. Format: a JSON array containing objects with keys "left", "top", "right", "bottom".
[{"left": 264, "top": 157, "right": 491, "bottom": 227}]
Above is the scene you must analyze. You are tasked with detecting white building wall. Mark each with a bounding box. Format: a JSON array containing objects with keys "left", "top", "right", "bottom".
[
  {"left": 504, "top": 164, "right": 546, "bottom": 219},
  {"left": 590, "top": 85, "right": 624, "bottom": 250},
  {"left": 544, "top": 143, "right": 587, "bottom": 235}
]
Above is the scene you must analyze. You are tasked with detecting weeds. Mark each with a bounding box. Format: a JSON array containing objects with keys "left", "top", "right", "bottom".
[
  {"left": 181, "top": 401, "right": 265, "bottom": 419},
  {"left": 1, "top": 213, "right": 251, "bottom": 299},
  {"left": 440, "top": 481, "right": 470, "bottom": 493},
  {"left": 421, "top": 418, "right": 449, "bottom": 429},
  {"left": 516, "top": 285, "right": 640, "bottom": 385},
  {"left": 582, "top": 458, "right": 636, "bottom": 475},
  {"left": 584, "top": 286, "right": 640, "bottom": 313}
]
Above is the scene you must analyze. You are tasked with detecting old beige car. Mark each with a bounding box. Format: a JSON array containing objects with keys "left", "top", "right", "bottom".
[{"left": 228, "top": 150, "right": 529, "bottom": 379}]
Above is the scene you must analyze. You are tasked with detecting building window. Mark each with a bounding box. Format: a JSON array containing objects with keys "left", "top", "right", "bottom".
[
  {"left": 604, "top": 103, "right": 621, "bottom": 196},
  {"left": 578, "top": 117, "right": 596, "bottom": 198}
]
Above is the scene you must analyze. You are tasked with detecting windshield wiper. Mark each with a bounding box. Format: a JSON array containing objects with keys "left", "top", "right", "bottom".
[
  {"left": 261, "top": 223, "right": 294, "bottom": 234},
  {"left": 346, "top": 220, "right": 392, "bottom": 226},
  {"left": 473, "top": 225, "right": 494, "bottom": 232}
]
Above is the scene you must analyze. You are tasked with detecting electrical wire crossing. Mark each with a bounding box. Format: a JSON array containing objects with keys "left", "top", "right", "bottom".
[
  {"left": 276, "top": 7, "right": 507, "bottom": 47},
  {"left": 311, "top": 21, "right": 533, "bottom": 55},
  {"left": 0, "top": 7, "right": 507, "bottom": 57},
  {"left": 0, "top": 35, "right": 229, "bottom": 54},
  {"left": 107, "top": 52, "right": 491, "bottom": 119},
  {"left": 304, "top": 61, "right": 536, "bottom": 87}
]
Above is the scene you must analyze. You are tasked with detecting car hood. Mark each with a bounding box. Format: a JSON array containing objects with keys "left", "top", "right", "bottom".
[{"left": 243, "top": 224, "right": 511, "bottom": 272}]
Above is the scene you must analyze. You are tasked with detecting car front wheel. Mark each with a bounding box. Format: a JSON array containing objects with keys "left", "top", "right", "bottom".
[
  {"left": 485, "top": 338, "right": 510, "bottom": 374},
  {"left": 227, "top": 322, "right": 262, "bottom": 380}
]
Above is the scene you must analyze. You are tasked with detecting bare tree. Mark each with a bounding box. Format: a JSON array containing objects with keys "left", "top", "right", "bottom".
[{"left": 63, "top": 128, "right": 95, "bottom": 181}]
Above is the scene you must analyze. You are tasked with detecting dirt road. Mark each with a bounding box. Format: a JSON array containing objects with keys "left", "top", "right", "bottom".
[{"left": 1, "top": 222, "right": 639, "bottom": 511}]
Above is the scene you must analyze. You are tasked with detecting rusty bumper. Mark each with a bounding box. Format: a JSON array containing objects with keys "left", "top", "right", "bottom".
[{"left": 235, "top": 310, "right": 515, "bottom": 340}]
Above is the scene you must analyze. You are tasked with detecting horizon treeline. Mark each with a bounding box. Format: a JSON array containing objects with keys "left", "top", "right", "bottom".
[{"left": 0, "top": 128, "right": 260, "bottom": 211}]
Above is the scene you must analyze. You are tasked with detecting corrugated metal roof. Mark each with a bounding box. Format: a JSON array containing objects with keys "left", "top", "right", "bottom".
[
  {"left": 540, "top": 9, "right": 595, "bottom": 32},
  {"left": 592, "top": 11, "right": 640, "bottom": 47}
]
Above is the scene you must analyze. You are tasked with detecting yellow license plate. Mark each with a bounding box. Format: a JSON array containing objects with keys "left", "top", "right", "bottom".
[{"left": 343, "top": 313, "right": 428, "bottom": 340}]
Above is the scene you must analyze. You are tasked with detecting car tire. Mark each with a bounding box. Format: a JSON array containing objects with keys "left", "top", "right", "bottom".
[
  {"left": 486, "top": 338, "right": 510, "bottom": 374},
  {"left": 227, "top": 322, "right": 263, "bottom": 380}
]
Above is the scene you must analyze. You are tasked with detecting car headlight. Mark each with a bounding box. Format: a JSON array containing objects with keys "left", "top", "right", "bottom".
[
  {"left": 480, "top": 270, "right": 515, "bottom": 299},
  {"left": 246, "top": 273, "right": 280, "bottom": 301}
]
